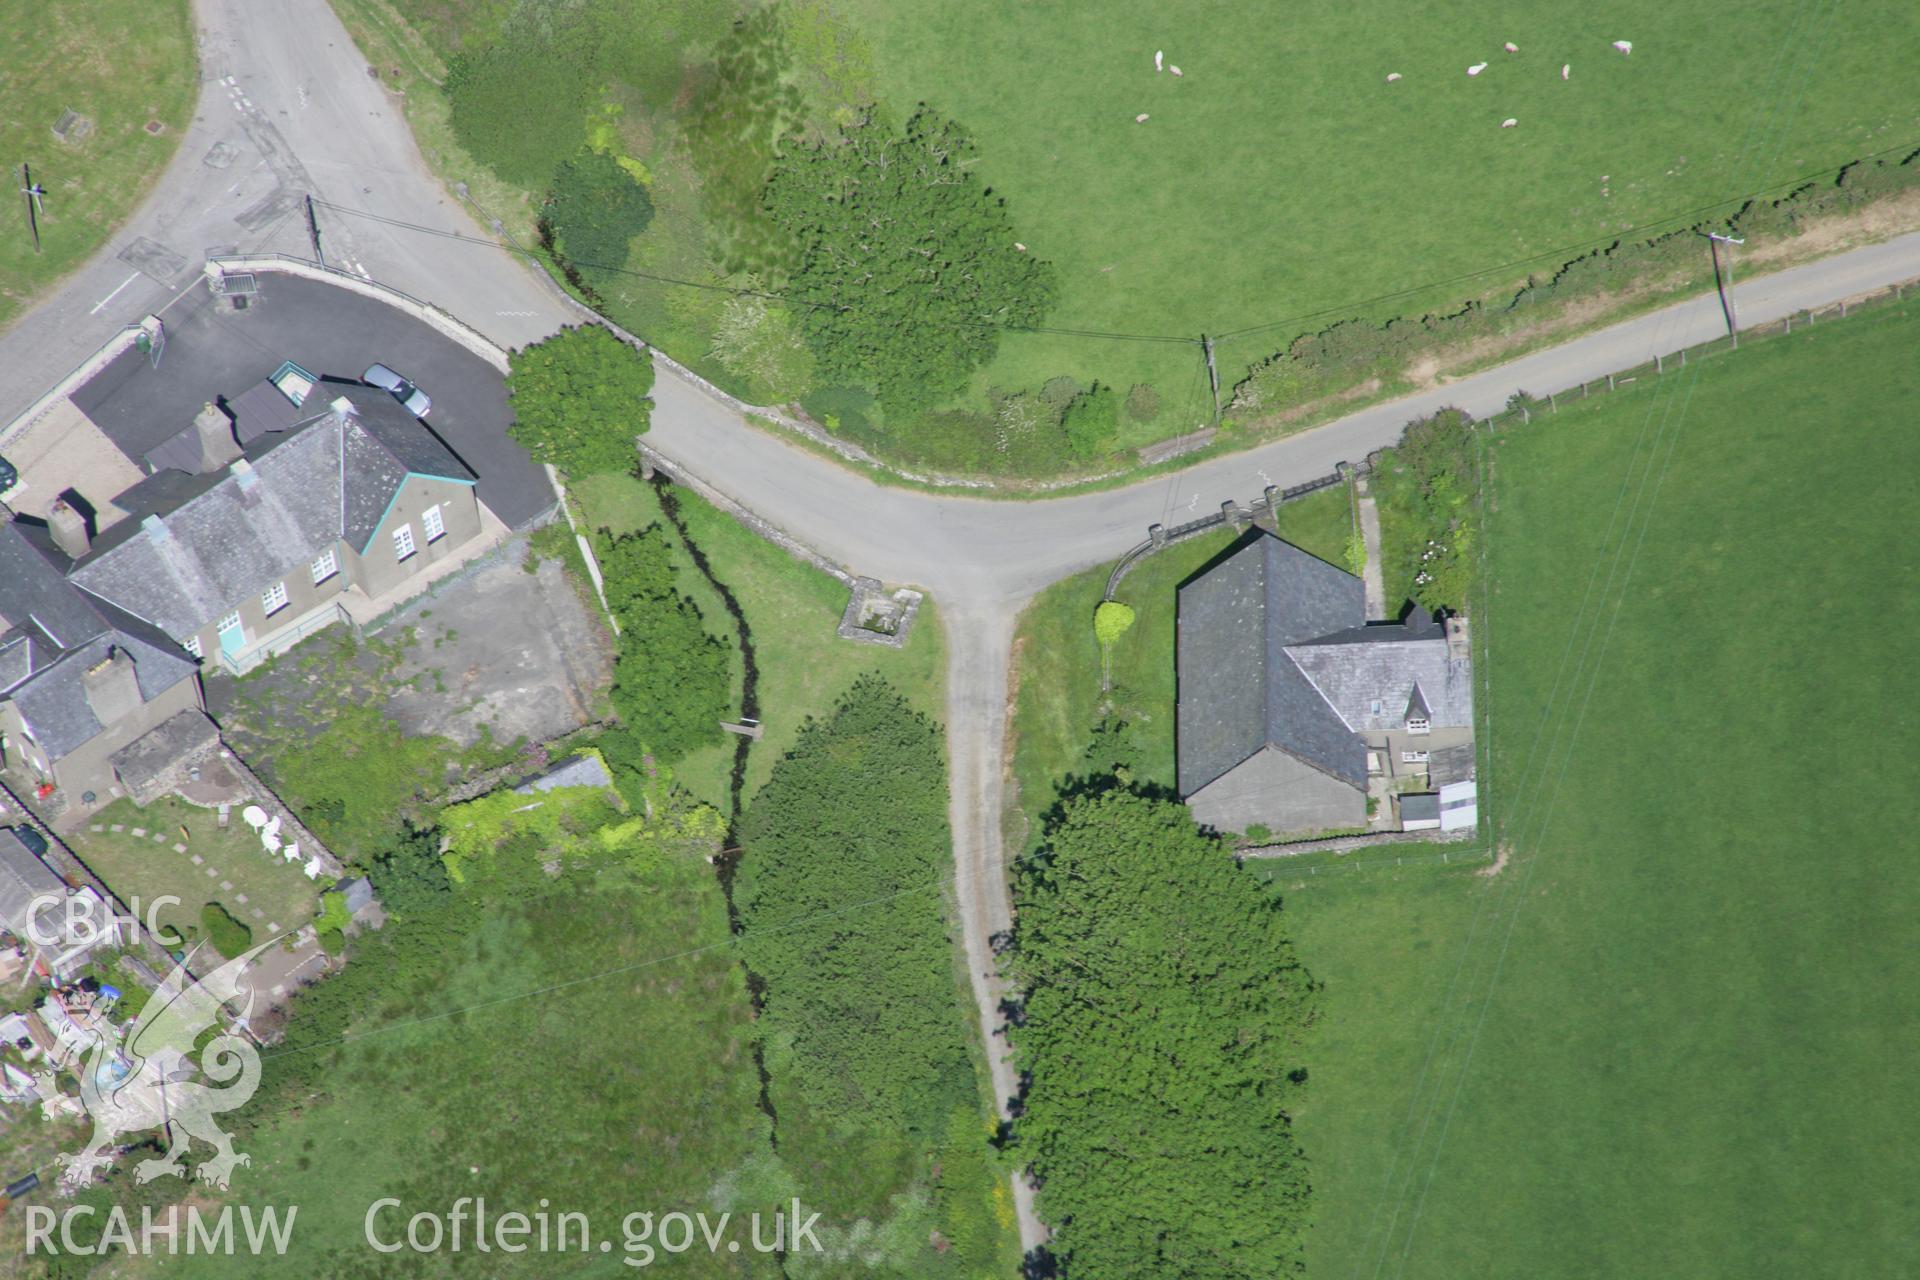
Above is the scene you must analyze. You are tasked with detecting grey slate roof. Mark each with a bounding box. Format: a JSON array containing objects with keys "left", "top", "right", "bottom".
[
  {"left": 227, "top": 380, "right": 303, "bottom": 443},
  {"left": 68, "top": 389, "right": 472, "bottom": 640},
  {"left": 0, "top": 522, "right": 104, "bottom": 655},
  {"left": 1177, "top": 531, "right": 1473, "bottom": 799},
  {"left": 513, "top": 753, "right": 614, "bottom": 795},
  {"left": 1, "top": 522, "right": 199, "bottom": 755},
  {"left": 0, "top": 828, "right": 68, "bottom": 942},
  {"left": 1284, "top": 632, "right": 1473, "bottom": 733},
  {"left": 108, "top": 709, "right": 219, "bottom": 793},
  {"left": 1177, "top": 534, "right": 1367, "bottom": 794},
  {"left": 6, "top": 634, "right": 198, "bottom": 762}
]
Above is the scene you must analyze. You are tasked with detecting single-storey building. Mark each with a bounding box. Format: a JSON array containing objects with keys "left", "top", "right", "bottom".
[
  {"left": 1176, "top": 531, "right": 1474, "bottom": 838},
  {"left": 0, "top": 829, "right": 116, "bottom": 981}
]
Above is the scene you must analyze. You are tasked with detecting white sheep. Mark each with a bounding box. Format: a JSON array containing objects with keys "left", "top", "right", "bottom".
[
  {"left": 1169, "top": 66, "right": 1183, "bottom": 77},
  {"left": 1501, "top": 118, "right": 1518, "bottom": 128},
  {"left": 1386, "top": 72, "right": 1403, "bottom": 82},
  {"left": 1612, "top": 40, "right": 1632, "bottom": 54},
  {"left": 1155, "top": 50, "right": 1164, "bottom": 71},
  {"left": 1562, "top": 63, "right": 1571, "bottom": 80},
  {"left": 1504, "top": 41, "right": 1519, "bottom": 53},
  {"left": 1467, "top": 62, "right": 1488, "bottom": 76},
  {"left": 1135, "top": 113, "right": 1150, "bottom": 123}
]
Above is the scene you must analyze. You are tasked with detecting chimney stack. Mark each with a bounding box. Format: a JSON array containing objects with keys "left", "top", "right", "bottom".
[
  {"left": 194, "top": 401, "right": 240, "bottom": 474},
  {"left": 81, "top": 647, "right": 144, "bottom": 727},
  {"left": 47, "top": 500, "right": 90, "bottom": 560},
  {"left": 229, "top": 458, "right": 261, "bottom": 506}
]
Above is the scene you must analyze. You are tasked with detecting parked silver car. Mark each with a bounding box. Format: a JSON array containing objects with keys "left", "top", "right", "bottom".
[{"left": 363, "top": 363, "right": 432, "bottom": 417}]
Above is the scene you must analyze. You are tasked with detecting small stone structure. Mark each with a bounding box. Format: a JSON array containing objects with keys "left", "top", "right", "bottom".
[{"left": 838, "top": 578, "right": 925, "bottom": 648}]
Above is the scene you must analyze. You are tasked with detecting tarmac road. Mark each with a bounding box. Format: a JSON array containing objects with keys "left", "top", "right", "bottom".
[{"left": 5, "top": 0, "right": 1920, "bottom": 1258}]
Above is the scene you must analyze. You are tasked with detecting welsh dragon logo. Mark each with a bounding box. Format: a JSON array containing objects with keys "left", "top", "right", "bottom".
[{"left": 57, "top": 941, "right": 275, "bottom": 1191}]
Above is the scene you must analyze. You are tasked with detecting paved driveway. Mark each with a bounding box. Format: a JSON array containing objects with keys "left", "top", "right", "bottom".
[{"left": 68, "top": 274, "right": 553, "bottom": 528}]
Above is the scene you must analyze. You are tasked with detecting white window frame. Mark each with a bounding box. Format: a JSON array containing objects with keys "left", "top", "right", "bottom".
[
  {"left": 1407, "top": 717, "right": 1431, "bottom": 735},
  {"left": 421, "top": 503, "right": 445, "bottom": 543},
  {"left": 183, "top": 635, "right": 202, "bottom": 660},
  {"left": 1402, "top": 750, "right": 1430, "bottom": 764},
  {"left": 393, "top": 523, "right": 416, "bottom": 561},
  {"left": 261, "top": 580, "right": 289, "bottom": 616},
  {"left": 217, "top": 611, "right": 242, "bottom": 635},
  {"left": 311, "top": 548, "right": 339, "bottom": 585}
]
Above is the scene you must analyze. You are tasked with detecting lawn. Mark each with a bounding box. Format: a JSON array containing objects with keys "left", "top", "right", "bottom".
[
  {"left": 1005, "top": 483, "right": 1355, "bottom": 848},
  {"left": 0, "top": 0, "right": 196, "bottom": 330},
  {"left": 1278, "top": 300, "right": 1920, "bottom": 1276},
  {"left": 346, "top": 0, "right": 1917, "bottom": 476},
  {"left": 72, "top": 795, "right": 322, "bottom": 943},
  {"left": 834, "top": 0, "right": 1920, "bottom": 428},
  {"left": 570, "top": 472, "right": 947, "bottom": 809}
]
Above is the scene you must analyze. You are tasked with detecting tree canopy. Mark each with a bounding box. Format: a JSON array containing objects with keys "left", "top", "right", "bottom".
[
  {"left": 543, "top": 149, "right": 655, "bottom": 277},
  {"left": 596, "top": 525, "right": 731, "bottom": 764},
  {"left": 735, "top": 675, "right": 976, "bottom": 1136},
  {"left": 763, "top": 107, "right": 1055, "bottom": 415},
  {"left": 506, "top": 324, "right": 654, "bottom": 479},
  {"left": 1012, "top": 788, "right": 1319, "bottom": 1278}
]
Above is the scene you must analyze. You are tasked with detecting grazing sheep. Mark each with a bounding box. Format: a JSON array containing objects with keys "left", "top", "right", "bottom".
[
  {"left": 1155, "top": 50, "right": 1164, "bottom": 71},
  {"left": 1467, "top": 62, "right": 1488, "bottom": 76},
  {"left": 1386, "top": 72, "right": 1403, "bottom": 82},
  {"left": 1136, "top": 113, "right": 1150, "bottom": 123},
  {"left": 1612, "top": 40, "right": 1632, "bottom": 54},
  {"left": 1014, "top": 242, "right": 1027, "bottom": 251},
  {"left": 1562, "top": 63, "right": 1571, "bottom": 79},
  {"left": 1504, "top": 41, "right": 1519, "bottom": 52},
  {"left": 1170, "top": 66, "right": 1183, "bottom": 76},
  {"left": 1501, "top": 118, "right": 1518, "bottom": 128}
]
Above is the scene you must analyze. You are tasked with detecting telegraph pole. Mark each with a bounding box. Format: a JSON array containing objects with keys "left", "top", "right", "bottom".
[
  {"left": 304, "top": 193, "right": 325, "bottom": 266},
  {"left": 1201, "top": 334, "right": 1221, "bottom": 424},
  {"left": 1706, "top": 232, "right": 1744, "bottom": 348},
  {"left": 20, "top": 163, "right": 45, "bottom": 254}
]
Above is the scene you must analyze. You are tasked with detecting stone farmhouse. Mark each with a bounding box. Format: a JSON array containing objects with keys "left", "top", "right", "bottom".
[
  {"left": 1176, "top": 531, "right": 1474, "bottom": 838},
  {"left": 1, "top": 381, "right": 497, "bottom": 818}
]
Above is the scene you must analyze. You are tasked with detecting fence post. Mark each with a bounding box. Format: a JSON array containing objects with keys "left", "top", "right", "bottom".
[
  {"left": 1607, "top": 373, "right": 1615, "bottom": 391},
  {"left": 1680, "top": 348, "right": 1687, "bottom": 367},
  {"left": 1785, "top": 314, "right": 1791, "bottom": 334},
  {"left": 1655, "top": 352, "right": 1662, "bottom": 374},
  {"left": 1548, "top": 394, "right": 1556, "bottom": 413},
  {"left": 1840, "top": 300, "right": 1847, "bottom": 318}
]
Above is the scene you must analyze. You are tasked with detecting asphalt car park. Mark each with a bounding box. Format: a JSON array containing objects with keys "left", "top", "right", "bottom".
[{"left": 66, "top": 274, "right": 553, "bottom": 529}]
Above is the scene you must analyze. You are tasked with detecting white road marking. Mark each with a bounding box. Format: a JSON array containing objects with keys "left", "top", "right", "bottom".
[{"left": 89, "top": 272, "right": 141, "bottom": 315}]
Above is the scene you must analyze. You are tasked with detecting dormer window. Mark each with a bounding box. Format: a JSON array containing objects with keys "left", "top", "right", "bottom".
[{"left": 1407, "top": 717, "right": 1430, "bottom": 735}]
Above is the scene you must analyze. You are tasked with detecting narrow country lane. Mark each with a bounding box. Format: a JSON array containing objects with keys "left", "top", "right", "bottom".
[{"left": 6, "top": 3, "right": 1920, "bottom": 1262}]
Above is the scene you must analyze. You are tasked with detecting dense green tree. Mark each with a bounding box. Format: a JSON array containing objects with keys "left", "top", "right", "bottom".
[
  {"left": 446, "top": 7, "right": 598, "bottom": 187},
  {"left": 596, "top": 526, "right": 731, "bottom": 763},
  {"left": 1012, "top": 789, "right": 1319, "bottom": 1278},
  {"left": 366, "top": 821, "right": 452, "bottom": 919},
  {"left": 1062, "top": 383, "right": 1120, "bottom": 458},
  {"left": 763, "top": 107, "right": 1055, "bottom": 414},
  {"left": 736, "top": 676, "right": 975, "bottom": 1134},
  {"left": 544, "top": 149, "right": 655, "bottom": 276},
  {"left": 506, "top": 324, "right": 654, "bottom": 478}
]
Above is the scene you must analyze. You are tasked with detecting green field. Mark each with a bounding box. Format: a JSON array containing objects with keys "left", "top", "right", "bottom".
[
  {"left": 0, "top": 1, "right": 195, "bottom": 329},
  {"left": 343, "top": 0, "right": 1918, "bottom": 476},
  {"left": 838, "top": 0, "right": 1919, "bottom": 412},
  {"left": 1279, "top": 301, "right": 1920, "bottom": 1276}
]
